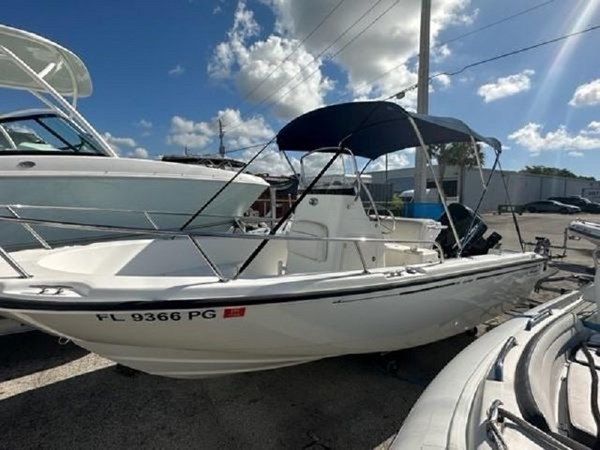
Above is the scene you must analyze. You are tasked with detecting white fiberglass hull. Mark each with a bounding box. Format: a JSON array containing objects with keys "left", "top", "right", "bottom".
[
  {"left": 0, "top": 315, "right": 31, "bottom": 335},
  {"left": 0, "top": 247, "right": 546, "bottom": 378},
  {"left": 0, "top": 155, "right": 267, "bottom": 250},
  {"left": 393, "top": 285, "right": 598, "bottom": 450},
  {"left": 569, "top": 219, "right": 600, "bottom": 247}
]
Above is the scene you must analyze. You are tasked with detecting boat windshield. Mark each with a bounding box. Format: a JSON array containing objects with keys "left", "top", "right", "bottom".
[{"left": 0, "top": 113, "right": 109, "bottom": 156}]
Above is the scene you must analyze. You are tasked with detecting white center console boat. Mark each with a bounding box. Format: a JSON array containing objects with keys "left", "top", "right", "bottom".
[{"left": 0, "top": 101, "right": 548, "bottom": 378}]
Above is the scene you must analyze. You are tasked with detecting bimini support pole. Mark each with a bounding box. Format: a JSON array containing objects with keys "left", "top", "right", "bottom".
[
  {"left": 498, "top": 159, "right": 525, "bottom": 252},
  {"left": 458, "top": 150, "right": 501, "bottom": 257},
  {"left": 0, "top": 45, "right": 117, "bottom": 157},
  {"left": 406, "top": 115, "right": 462, "bottom": 254},
  {"left": 470, "top": 135, "right": 486, "bottom": 189},
  {"left": 179, "top": 138, "right": 274, "bottom": 231},
  {"left": 235, "top": 148, "right": 343, "bottom": 279}
]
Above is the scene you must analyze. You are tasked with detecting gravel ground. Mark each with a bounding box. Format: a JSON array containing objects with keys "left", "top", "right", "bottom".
[{"left": 0, "top": 213, "right": 597, "bottom": 450}]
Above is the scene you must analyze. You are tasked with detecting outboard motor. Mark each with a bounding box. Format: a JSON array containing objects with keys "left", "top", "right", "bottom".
[{"left": 436, "top": 203, "right": 502, "bottom": 258}]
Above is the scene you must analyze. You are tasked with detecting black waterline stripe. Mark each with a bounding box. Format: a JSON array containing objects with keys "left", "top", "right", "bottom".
[
  {"left": 334, "top": 264, "right": 540, "bottom": 303},
  {"left": 0, "top": 259, "right": 544, "bottom": 312}
]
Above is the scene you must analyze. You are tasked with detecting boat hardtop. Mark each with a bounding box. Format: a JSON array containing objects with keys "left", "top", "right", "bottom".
[{"left": 0, "top": 24, "right": 91, "bottom": 97}]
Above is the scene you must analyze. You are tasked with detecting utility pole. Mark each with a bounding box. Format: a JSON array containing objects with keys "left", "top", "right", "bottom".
[
  {"left": 413, "top": 0, "right": 431, "bottom": 204},
  {"left": 218, "top": 118, "right": 225, "bottom": 157}
]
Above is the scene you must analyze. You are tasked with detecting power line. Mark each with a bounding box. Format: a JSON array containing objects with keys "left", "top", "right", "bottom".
[
  {"left": 276, "top": 0, "right": 402, "bottom": 105},
  {"left": 442, "top": 0, "right": 556, "bottom": 46},
  {"left": 222, "top": 0, "right": 387, "bottom": 131},
  {"left": 224, "top": 0, "right": 556, "bottom": 132},
  {"left": 389, "top": 22, "right": 600, "bottom": 100},
  {"left": 238, "top": 0, "right": 346, "bottom": 104},
  {"left": 341, "top": 0, "right": 558, "bottom": 101},
  {"left": 223, "top": 21, "right": 600, "bottom": 157},
  {"left": 224, "top": 141, "right": 273, "bottom": 154}
]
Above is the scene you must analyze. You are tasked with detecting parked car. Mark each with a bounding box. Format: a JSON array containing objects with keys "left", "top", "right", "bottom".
[
  {"left": 548, "top": 196, "right": 600, "bottom": 213},
  {"left": 521, "top": 200, "right": 581, "bottom": 214}
]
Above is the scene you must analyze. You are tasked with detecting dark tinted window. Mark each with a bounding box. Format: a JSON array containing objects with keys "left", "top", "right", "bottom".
[{"left": 0, "top": 114, "right": 108, "bottom": 155}]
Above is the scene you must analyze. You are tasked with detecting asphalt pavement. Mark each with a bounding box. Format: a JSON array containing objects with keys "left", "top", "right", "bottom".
[{"left": 0, "top": 212, "right": 597, "bottom": 450}]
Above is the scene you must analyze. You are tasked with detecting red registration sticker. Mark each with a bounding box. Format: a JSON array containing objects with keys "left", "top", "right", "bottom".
[{"left": 223, "top": 307, "right": 246, "bottom": 318}]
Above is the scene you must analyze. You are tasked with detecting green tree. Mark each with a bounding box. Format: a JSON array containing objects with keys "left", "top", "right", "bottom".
[
  {"left": 389, "top": 193, "right": 404, "bottom": 215},
  {"left": 427, "top": 142, "right": 485, "bottom": 196},
  {"left": 520, "top": 165, "right": 596, "bottom": 181}
]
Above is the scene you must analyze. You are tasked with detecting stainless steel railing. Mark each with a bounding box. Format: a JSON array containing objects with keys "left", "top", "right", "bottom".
[{"left": 0, "top": 204, "right": 444, "bottom": 281}]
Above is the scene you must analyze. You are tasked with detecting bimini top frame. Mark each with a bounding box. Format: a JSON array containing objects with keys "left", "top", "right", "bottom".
[
  {"left": 181, "top": 101, "right": 506, "bottom": 277},
  {"left": 276, "top": 101, "right": 502, "bottom": 157},
  {"left": 274, "top": 101, "right": 503, "bottom": 257},
  {"left": 0, "top": 24, "right": 116, "bottom": 156}
]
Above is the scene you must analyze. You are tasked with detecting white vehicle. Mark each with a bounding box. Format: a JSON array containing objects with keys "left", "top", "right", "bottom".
[
  {"left": 582, "top": 187, "right": 600, "bottom": 204},
  {"left": 399, "top": 188, "right": 446, "bottom": 203},
  {"left": 0, "top": 25, "right": 268, "bottom": 251},
  {"left": 0, "top": 101, "right": 548, "bottom": 378},
  {"left": 393, "top": 255, "right": 599, "bottom": 450}
]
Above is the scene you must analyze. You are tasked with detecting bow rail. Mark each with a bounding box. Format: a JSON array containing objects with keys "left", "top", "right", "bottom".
[{"left": 0, "top": 203, "right": 445, "bottom": 281}]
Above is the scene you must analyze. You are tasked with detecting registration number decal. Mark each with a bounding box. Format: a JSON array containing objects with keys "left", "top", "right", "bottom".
[{"left": 95, "top": 307, "right": 246, "bottom": 322}]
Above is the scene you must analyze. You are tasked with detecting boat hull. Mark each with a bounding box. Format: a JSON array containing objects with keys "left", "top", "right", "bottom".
[
  {"left": 0, "top": 156, "right": 267, "bottom": 250},
  {"left": 1, "top": 254, "right": 546, "bottom": 377},
  {"left": 392, "top": 286, "right": 597, "bottom": 450},
  {"left": 569, "top": 220, "right": 600, "bottom": 247}
]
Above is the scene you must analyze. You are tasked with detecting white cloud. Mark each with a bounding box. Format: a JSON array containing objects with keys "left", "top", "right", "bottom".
[
  {"left": 477, "top": 69, "right": 534, "bottom": 103},
  {"left": 137, "top": 119, "right": 153, "bottom": 129},
  {"left": 167, "top": 108, "right": 274, "bottom": 151},
  {"left": 237, "top": 147, "right": 351, "bottom": 177},
  {"left": 265, "top": 0, "right": 472, "bottom": 108},
  {"left": 208, "top": 0, "right": 260, "bottom": 79},
  {"left": 569, "top": 78, "right": 600, "bottom": 107},
  {"left": 136, "top": 119, "right": 153, "bottom": 137},
  {"left": 208, "top": 1, "right": 332, "bottom": 118},
  {"left": 568, "top": 151, "right": 584, "bottom": 157},
  {"left": 433, "top": 73, "right": 451, "bottom": 89},
  {"left": 584, "top": 121, "right": 600, "bottom": 135},
  {"left": 508, "top": 122, "right": 600, "bottom": 155},
  {"left": 209, "top": 0, "right": 471, "bottom": 116},
  {"left": 432, "top": 44, "right": 451, "bottom": 63},
  {"left": 127, "top": 147, "right": 149, "bottom": 159},
  {"left": 368, "top": 152, "right": 410, "bottom": 171},
  {"left": 240, "top": 147, "right": 294, "bottom": 175},
  {"left": 102, "top": 132, "right": 136, "bottom": 154},
  {"left": 101, "top": 132, "right": 149, "bottom": 159},
  {"left": 168, "top": 64, "right": 185, "bottom": 77}
]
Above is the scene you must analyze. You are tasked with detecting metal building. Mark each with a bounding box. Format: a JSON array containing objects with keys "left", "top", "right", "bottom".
[{"left": 367, "top": 166, "right": 600, "bottom": 213}]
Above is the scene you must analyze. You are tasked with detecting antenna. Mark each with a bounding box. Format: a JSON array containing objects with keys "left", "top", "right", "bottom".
[{"left": 218, "top": 119, "right": 225, "bottom": 157}]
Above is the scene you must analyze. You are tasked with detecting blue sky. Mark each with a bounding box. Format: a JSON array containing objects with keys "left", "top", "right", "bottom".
[{"left": 2, "top": 0, "right": 600, "bottom": 177}]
